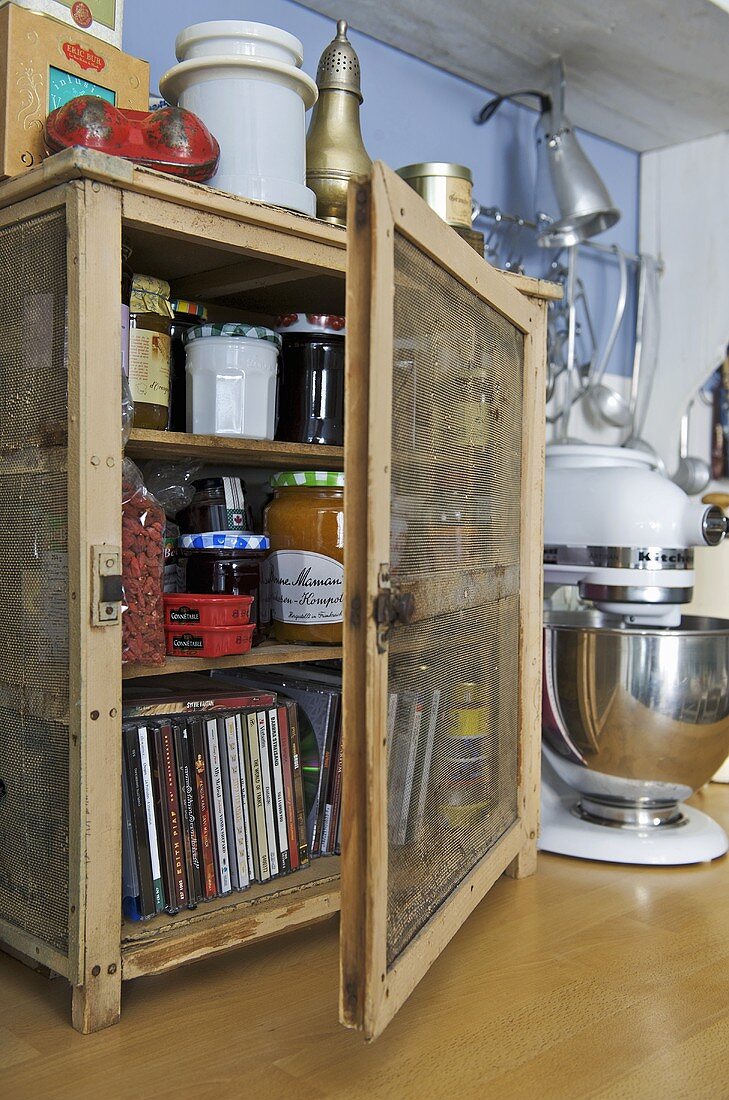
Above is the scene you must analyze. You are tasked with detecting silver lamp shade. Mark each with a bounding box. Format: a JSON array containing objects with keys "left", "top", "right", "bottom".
[
  {"left": 475, "top": 60, "right": 620, "bottom": 249},
  {"left": 535, "top": 106, "right": 620, "bottom": 248}
]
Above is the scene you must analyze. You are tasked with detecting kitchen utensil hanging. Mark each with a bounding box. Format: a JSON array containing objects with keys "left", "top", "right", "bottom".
[{"left": 582, "top": 246, "right": 632, "bottom": 429}]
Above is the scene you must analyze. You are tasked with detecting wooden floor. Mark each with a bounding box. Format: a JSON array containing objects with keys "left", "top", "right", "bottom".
[{"left": 4, "top": 786, "right": 729, "bottom": 1099}]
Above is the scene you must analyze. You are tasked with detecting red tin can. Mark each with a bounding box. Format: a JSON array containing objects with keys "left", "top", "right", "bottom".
[
  {"left": 164, "top": 593, "right": 253, "bottom": 629},
  {"left": 165, "top": 622, "right": 255, "bottom": 658}
]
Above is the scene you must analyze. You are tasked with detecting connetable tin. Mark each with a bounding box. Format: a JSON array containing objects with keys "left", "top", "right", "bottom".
[{"left": 395, "top": 162, "right": 474, "bottom": 229}]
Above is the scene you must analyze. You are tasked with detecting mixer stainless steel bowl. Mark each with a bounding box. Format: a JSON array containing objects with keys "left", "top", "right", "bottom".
[{"left": 543, "top": 611, "right": 729, "bottom": 828}]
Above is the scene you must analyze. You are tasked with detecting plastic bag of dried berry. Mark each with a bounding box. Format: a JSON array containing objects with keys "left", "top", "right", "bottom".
[{"left": 122, "top": 457, "right": 165, "bottom": 666}]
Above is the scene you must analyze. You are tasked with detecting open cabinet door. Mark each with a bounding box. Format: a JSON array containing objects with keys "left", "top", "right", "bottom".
[{"left": 341, "top": 163, "right": 546, "bottom": 1039}]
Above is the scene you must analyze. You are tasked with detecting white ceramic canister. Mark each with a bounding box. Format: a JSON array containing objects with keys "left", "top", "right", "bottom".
[
  {"left": 175, "top": 20, "right": 303, "bottom": 65},
  {"left": 185, "top": 322, "right": 281, "bottom": 440},
  {"left": 160, "top": 21, "right": 317, "bottom": 214}
]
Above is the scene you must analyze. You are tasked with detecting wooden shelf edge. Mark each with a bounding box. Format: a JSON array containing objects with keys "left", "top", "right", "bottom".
[
  {"left": 126, "top": 429, "right": 344, "bottom": 470},
  {"left": 122, "top": 643, "right": 342, "bottom": 680},
  {"left": 121, "top": 862, "right": 341, "bottom": 979}
]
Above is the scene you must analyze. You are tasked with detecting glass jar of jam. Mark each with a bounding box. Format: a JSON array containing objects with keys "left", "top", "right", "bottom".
[
  {"left": 178, "top": 533, "right": 270, "bottom": 644},
  {"left": 274, "top": 314, "right": 345, "bottom": 446},
  {"left": 264, "top": 470, "right": 344, "bottom": 645},
  {"left": 129, "top": 274, "right": 173, "bottom": 430},
  {"left": 177, "top": 477, "right": 253, "bottom": 535},
  {"left": 169, "top": 298, "right": 208, "bottom": 433}
]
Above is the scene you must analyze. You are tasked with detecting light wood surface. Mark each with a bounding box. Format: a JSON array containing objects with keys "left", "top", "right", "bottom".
[
  {"left": 339, "top": 163, "right": 546, "bottom": 1039},
  {"left": 508, "top": 297, "right": 549, "bottom": 881},
  {"left": 121, "top": 642, "right": 343, "bottom": 680},
  {"left": 3, "top": 785, "right": 729, "bottom": 1098},
  {"left": 122, "top": 857, "right": 341, "bottom": 979},
  {"left": 66, "top": 180, "right": 124, "bottom": 1032},
  {"left": 126, "top": 429, "right": 344, "bottom": 470}
]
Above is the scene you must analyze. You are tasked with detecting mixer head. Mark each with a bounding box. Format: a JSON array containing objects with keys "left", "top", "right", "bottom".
[{"left": 543, "top": 444, "right": 728, "bottom": 627}]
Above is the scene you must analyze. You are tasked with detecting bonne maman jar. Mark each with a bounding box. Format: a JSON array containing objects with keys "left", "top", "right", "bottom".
[{"left": 264, "top": 470, "right": 344, "bottom": 644}]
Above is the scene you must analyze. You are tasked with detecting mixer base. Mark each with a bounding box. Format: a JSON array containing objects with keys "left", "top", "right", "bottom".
[{"left": 539, "top": 791, "right": 729, "bottom": 865}]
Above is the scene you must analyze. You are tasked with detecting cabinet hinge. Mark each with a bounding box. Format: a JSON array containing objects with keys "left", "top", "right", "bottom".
[
  {"left": 374, "top": 564, "right": 415, "bottom": 652},
  {"left": 91, "top": 545, "right": 122, "bottom": 627}
]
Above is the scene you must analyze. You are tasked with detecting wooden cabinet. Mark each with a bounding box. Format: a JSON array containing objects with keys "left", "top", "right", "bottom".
[{"left": 0, "top": 149, "right": 556, "bottom": 1037}]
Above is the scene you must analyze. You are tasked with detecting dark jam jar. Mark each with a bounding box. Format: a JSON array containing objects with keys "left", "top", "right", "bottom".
[
  {"left": 274, "top": 313, "right": 345, "bottom": 446},
  {"left": 169, "top": 299, "right": 208, "bottom": 433},
  {"left": 178, "top": 533, "right": 270, "bottom": 643},
  {"left": 177, "top": 477, "right": 252, "bottom": 535}
]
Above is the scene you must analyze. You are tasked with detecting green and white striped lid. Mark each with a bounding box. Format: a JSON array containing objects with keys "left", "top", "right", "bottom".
[
  {"left": 271, "top": 470, "right": 344, "bottom": 488},
  {"left": 185, "top": 322, "right": 282, "bottom": 348}
]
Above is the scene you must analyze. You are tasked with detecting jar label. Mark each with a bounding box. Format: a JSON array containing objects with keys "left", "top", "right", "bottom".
[
  {"left": 268, "top": 550, "right": 343, "bottom": 625},
  {"left": 128, "top": 329, "right": 171, "bottom": 405},
  {"left": 171, "top": 633, "right": 205, "bottom": 650},
  {"left": 222, "top": 477, "right": 247, "bottom": 529},
  {"left": 169, "top": 607, "right": 200, "bottom": 623},
  {"left": 445, "top": 177, "right": 472, "bottom": 226}
]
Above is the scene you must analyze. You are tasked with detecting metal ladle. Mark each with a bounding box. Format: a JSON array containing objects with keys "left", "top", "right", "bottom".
[
  {"left": 672, "top": 400, "right": 711, "bottom": 496},
  {"left": 583, "top": 246, "right": 632, "bottom": 428}
]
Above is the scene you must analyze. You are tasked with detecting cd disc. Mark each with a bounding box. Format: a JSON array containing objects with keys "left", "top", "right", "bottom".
[{"left": 296, "top": 711, "right": 321, "bottom": 814}]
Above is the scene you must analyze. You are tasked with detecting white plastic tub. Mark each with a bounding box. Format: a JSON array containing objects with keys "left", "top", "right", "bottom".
[
  {"left": 160, "top": 21, "right": 317, "bottom": 214},
  {"left": 185, "top": 324, "right": 280, "bottom": 440}
]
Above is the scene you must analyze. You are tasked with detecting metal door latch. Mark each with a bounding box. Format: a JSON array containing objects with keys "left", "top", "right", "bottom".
[
  {"left": 91, "top": 545, "right": 122, "bottom": 626},
  {"left": 374, "top": 564, "right": 415, "bottom": 652}
]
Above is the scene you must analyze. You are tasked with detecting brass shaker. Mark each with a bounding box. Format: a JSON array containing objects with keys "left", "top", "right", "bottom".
[{"left": 306, "top": 19, "right": 372, "bottom": 225}]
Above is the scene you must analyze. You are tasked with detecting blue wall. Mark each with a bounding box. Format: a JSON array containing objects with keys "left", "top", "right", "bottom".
[{"left": 123, "top": 0, "right": 640, "bottom": 375}]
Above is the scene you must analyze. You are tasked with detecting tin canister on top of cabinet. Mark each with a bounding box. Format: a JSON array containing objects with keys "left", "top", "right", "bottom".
[{"left": 396, "top": 162, "right": 474, "bottom": 230}]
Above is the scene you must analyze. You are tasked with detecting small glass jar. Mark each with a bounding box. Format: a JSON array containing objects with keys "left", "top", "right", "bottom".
[
  {"left": 274, "top": 313, "right": 345, "bottom": 446},
  {"left": 129, "top": 275, "right": 173, "bottom": 430},
  {"left": 177, "top": 477, "right": 252, "bottom": 535},
  {"left": 178, "top": 533, "right": 270, "bottom": 644},
  {"left": 169, "top": 298, "right": 208, "bottom": 433},
  {"left": 185, "top": 322, "right": 280, "bottom": 439},
  {"left": 264, "top": 470, "right": 344, "bottom": 645}
]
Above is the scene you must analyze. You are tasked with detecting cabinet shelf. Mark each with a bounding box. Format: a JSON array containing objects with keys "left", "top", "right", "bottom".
[
  {"left": 126, "top": 429, "right": 344, "bottom": 471},
  {"left": 121, "top": 856, "right": 341, "bottom": 978},
  {"left": 122, "top": 642, "right": 343, "bottom": 680}
]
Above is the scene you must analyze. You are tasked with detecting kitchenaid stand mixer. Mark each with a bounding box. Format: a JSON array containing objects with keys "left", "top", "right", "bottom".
[{"left": 541, "top": 443, "right": 729, "bottom": 864}]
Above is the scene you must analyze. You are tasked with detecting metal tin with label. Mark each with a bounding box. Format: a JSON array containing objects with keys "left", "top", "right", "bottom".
[{"left": 395, "top": 162, "right": 474, "bottom": 229}]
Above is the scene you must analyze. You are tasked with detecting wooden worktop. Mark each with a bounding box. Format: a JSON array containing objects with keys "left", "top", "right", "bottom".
[{"left": 3, "top": 785, "right": 729, "bottom": 1098}]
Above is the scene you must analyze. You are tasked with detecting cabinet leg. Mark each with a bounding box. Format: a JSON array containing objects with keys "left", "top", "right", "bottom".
[
  {"left": 506, "top": 838, "right": 538, "bottom": 879},
  {"left": 71, "top": 967, "right": 122, "bottom": 1034}
]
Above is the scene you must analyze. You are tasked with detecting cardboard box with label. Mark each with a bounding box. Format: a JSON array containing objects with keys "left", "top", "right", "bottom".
[{"left": 0, "top": 2, "right": 148, "bottom": 177}]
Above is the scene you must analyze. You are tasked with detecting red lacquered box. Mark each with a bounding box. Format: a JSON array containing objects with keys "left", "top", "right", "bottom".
[
  {"left": 165, "top": 623, "right": 256, "bottom": 658},
  {"left": 164, "top": 593, "right": 253, "bottom": 629}
]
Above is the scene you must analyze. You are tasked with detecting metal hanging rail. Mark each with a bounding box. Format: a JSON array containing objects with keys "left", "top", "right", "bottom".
[{"left": 474, "top": 204, "right": 660, "bottom": 268}]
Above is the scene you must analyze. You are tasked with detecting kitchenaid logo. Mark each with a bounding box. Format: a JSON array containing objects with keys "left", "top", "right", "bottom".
[
  {"left": 636, "top": 549, "right": 691, "bottom": 566},
  {"left": 543, "top": 545, "right": 693, "bottom": 570}
]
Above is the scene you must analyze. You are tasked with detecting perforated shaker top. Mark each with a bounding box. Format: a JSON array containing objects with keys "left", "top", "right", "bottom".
[{"left": 315, "top": 19, "right": 363, "bottom": 100}]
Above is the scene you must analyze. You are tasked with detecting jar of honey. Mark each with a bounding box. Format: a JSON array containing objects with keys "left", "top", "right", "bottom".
[
  {"left": 129, "top": 274, "right": 173, "bottom": 430},
  {"left": 264, "top": 470, "right": 344, "bottom": 644}
]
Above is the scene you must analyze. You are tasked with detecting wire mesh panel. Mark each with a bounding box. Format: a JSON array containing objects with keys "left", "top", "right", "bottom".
[
  {"left": 0, "top": 209, "right": 70, "bottom": 955},
  {"left": 386, "top": 231, "right": 524, "bottom": 966}
]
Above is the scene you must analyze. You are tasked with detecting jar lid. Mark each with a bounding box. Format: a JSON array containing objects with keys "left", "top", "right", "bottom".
[
  {"left": 275, "top": 313, "right": 346, "bottom": 336},
  {"left": 271, "top": 470, "right": 344, "bottom": 488},
  {"left": 396, "top": 162, "right": 473, "bottom": 183},
  {"left": 130, "top": 274, "right": 173, "bottom": 318},
  {"left": 180, "top": 532, "right": 270, "bottom": 550},
  {"left": 171, "top": 298, "right": 209, "bottom": 319},
  {"left": 192, "top": 476, "right": 246, "bottom": 491},
  {"left": 185, "top": 322, "right": 282, "bottom": 347}
]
